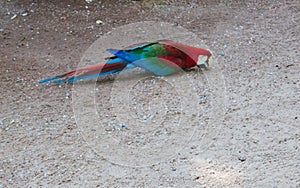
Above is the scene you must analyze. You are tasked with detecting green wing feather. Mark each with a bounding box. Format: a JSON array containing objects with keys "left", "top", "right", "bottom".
[{"left": 107, "top": 42, "right": 180, "bottom": 76}]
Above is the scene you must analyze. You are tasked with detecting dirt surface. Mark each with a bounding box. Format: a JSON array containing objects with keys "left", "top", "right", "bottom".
[{"left": 0, "top": 0, "right": 299, "bottom": 187}]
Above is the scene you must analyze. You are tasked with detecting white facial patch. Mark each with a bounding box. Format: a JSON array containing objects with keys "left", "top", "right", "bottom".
[{"left": 197, "top": 55, "right": 209, "bottom": 69}]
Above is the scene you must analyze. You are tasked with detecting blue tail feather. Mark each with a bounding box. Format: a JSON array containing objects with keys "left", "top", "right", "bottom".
[
  {"left": 106, "top": 49, "right": 120, "bottom": 55},
  {"left": 39, "top": 75, "right": 61, "bottom": 83}
]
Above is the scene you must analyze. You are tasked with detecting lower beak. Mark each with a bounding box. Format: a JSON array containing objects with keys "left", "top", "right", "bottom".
[{"left": 197, "top": 63, "right": 208, "bottom": 69}]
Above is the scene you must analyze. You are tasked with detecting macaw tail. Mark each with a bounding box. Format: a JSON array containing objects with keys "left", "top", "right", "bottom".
[{"left": 39, "top": 61, "right": 127, "bottom": 83}]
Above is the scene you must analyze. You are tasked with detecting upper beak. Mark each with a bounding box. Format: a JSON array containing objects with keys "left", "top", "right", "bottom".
[{"left": 197, "top": 55, "right": 211, "bottom": 69}]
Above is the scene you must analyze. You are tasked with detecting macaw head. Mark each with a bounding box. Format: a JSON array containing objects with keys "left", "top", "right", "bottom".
[
  {"left": 158, "top": 40, "right": 213, "bottom": 69},
  {"left": 172, "top": 41, "right": 213, "bottom": 69}
]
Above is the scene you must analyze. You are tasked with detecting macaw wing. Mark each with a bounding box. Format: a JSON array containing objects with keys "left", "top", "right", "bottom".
[
  {"left": 132, "top": 56, "right": 183, "bottom": 76},
  {"left": 107, "top": 47, "right": 184, "bottom": 76},
  {"left": 106, "top": 41, "right": 159, "bottom": 60},
  {"left": 125, "top": 41, "right": 157, "bottom": 50}
]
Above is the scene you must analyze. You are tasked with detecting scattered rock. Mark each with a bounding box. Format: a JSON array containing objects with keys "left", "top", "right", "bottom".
[
  {"left": 66, "top": 92, "right": 70, "bottom": 99},
  {"left": 286, "top": 63, "right": 294, "bottom": 68},
  {"left": 218, "top": 50, "right": 225, "bottom": 56},
  {"left": 9, "top": 119, "right": 15, "bottom": 124},
  {"left": 10, "top": 14, "right": 17, "bottom": 20},
  {"left": 21, "top": 12, "right": 28, "bottom": 17},
  {"left": 120, "top": 123, "right": 125, "bottom": 129},
  {"left": 96, "top": 20, "right": 103, "bottom": 25},
  {"left": 238, "top": 156, "right": 246, "bottom": 162},
  {"left": 190, "top": 146, "right": 196, "bottom": 149},
  {"left": 60, "top": 16, "right": 67, "bottom": 21}
]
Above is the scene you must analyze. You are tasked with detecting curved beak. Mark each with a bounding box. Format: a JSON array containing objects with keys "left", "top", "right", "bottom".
[{"left": 197, "top": 54, "right": 212, "bottom": 69}]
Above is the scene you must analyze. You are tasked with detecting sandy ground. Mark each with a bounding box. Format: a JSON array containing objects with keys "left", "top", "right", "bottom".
[{"left": 0, "top": 0, "right": 299, "bottom": 187}]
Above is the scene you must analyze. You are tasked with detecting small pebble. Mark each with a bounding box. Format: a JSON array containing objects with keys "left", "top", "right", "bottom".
[
  {"left": 238, "top": 156, "right": 246, "bottom": 162},
  {"left": 10, "top": 14, "right": 17, "bottom": 20},
  {"left": 218, "top": 50, "right": 225, "bottom": 56},
  {"left": 190, "top": 146, "right": 196, "bottom": 149},
  {"left": 21, "top": 12, "right": 28, "bottom": 17},
  {"left": 198, "top": 95, "right": 207, "bottom": 100},
  {"left": 286, "top": 63, "right": 294, "bottom": 68},
  {"left": 85, "top": 0, "right": 93, "bottom": 3},
  {"left": 96, "top": 20, "right": 103, "bottom": 25}
]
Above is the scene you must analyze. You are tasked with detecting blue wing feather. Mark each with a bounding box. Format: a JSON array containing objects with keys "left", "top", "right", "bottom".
[{"left": 132, "top": 58, "right": 179, "bottom": 76}]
